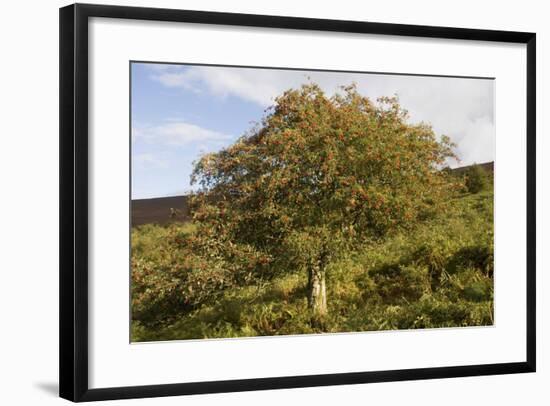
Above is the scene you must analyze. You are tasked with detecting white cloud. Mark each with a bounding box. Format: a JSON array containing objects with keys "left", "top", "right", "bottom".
[
  {"left": 384, "top": 76, "right": 494, "bottom": 166},
  {"left": 453, "top": 116, "right": 495, "bottom": 165},
  {"left": 133, "top": 153, "right": 168, "bottom": 168},
  {"left": 150, "top": 65, "right": 311, "bottom": 107},
  {"left": 133, "top": 121, "right": 232, "bottom": 147}
]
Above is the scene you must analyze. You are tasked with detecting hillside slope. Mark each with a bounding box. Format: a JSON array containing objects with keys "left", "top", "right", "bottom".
[
  {"left": 131, "top": 195, "right": 190, "bottom": 226},
  {"left": 131, "top": 177, "right": 494, "bottom": 341}
]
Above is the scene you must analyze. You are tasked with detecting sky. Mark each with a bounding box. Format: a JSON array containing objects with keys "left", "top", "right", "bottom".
[{"left": 131, "top": 63, "right": 495, "bottom": 200}]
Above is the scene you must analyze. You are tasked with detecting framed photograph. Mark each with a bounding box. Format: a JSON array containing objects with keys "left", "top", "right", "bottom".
[{"left": 59, "top": 3, "right": 536, "bottom": 402}]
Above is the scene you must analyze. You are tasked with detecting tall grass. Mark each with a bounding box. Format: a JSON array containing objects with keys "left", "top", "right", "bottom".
[{"left": 131, "top": 186, "right": 493, "bottom": 342}]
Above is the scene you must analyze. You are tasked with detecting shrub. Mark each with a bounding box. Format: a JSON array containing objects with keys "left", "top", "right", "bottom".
[
  {"left": 464, "top": 280, "right": 492, "bottom": 302},
  {"left": 465, "top": 164, "right": 489, "bottom": 193}
]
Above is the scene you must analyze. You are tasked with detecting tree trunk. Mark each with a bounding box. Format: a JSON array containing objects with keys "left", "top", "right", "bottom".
[{"left": 308, "top": 260, "right": 327, "bottom": 318}]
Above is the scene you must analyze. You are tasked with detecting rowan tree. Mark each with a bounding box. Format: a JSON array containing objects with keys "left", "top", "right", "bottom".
[{"left": 189, "top": 83, "right": 460, "bottom": 319}]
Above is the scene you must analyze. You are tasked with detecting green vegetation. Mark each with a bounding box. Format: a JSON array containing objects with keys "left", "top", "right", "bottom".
[
  {"left": 131, "top": 84, "right": 493, "bottom": 341},
  {"left": 464, "top": 163, "right": 490, "bottom": 193},
  {"left": 132, "top": 186, "right": 493, "bottom": 341}
]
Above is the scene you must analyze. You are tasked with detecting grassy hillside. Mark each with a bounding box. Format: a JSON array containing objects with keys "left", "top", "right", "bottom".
[{"left": 131, "top": 172, "right": 494, "bottom": 342}]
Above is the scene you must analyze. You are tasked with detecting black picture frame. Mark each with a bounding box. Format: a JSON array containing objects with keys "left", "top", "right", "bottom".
[{"left": 59, "top": 3, "right": 536, "bottom": 402}]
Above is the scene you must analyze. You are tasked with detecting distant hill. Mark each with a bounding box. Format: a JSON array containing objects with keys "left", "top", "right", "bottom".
[
  {"left": 451, "top": 161, "right": 494, "bottom": 175},
  {"left": 132, "top": 195, "right": 191, "bottom": 226},
  {"left": 132, "top": 161, "right": 494, "bottom": 227}
]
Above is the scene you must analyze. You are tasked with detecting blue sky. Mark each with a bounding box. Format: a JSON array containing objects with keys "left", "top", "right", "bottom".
[
  {"left": 131, "top": 63, "right": 494, "bottom": 199},
  {"left": 131, "top": 63, "right": 265, "bottom": 199}
]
